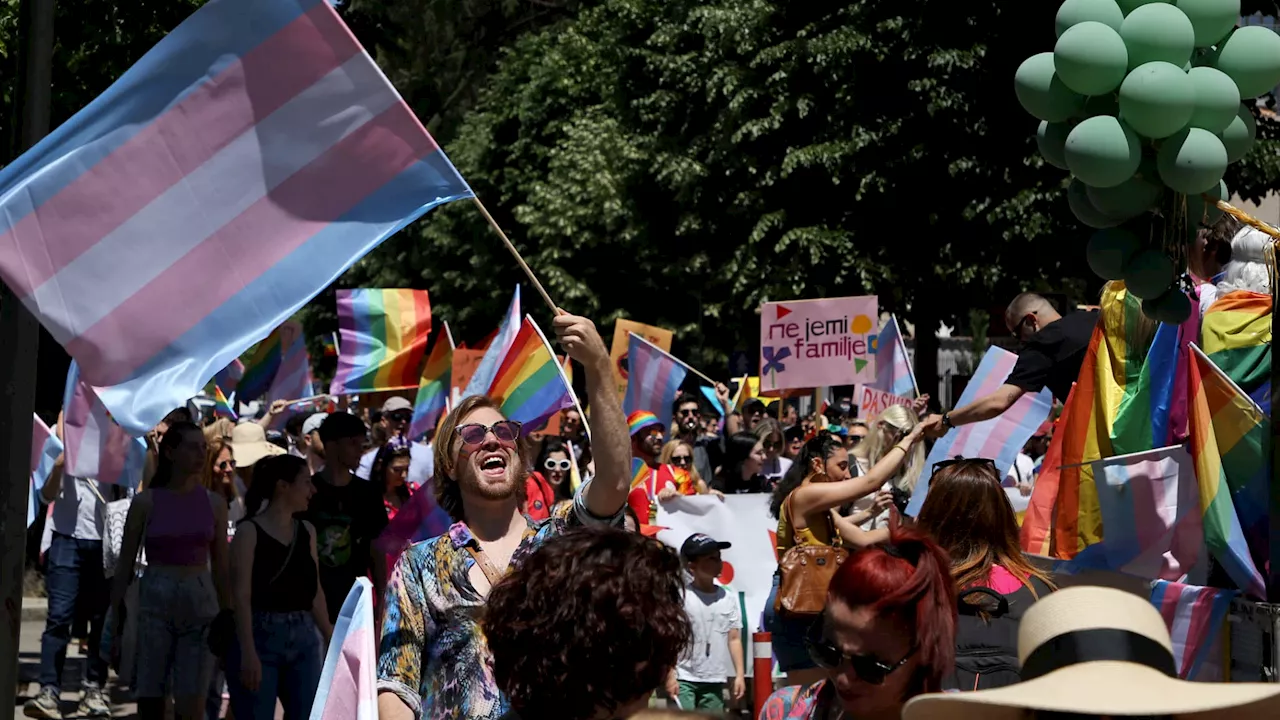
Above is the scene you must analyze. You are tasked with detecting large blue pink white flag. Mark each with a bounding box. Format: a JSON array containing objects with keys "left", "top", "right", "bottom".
[
  {"left": 1150, "top": 580, "right": 1237, "bottom": 681},
  {"left": 1055, "top": 445, "right": 1203, "bottom": 581},
  {"left": 463, "top": 286, "right": 522, "bottom": 397},
  {"left": 61, "top": 362, "right": 147, "bottom": 487},
  {"left": 310, "top": 578, "right": 377, "bottom": 720},
  {"left": 0, "top": 0, "right": 472, "bottom": 434},
  {"left": 623, "top": 333, "right": 690, "bottom": 435},
  {"left": 29, "top": 415, "right": 63, "bottom": 527},
  {"left": 905, "top": 346, "right": 1053, "bottom": 516},
  {"left": 871, "top": 315, "right": 917, "bottom": 398}
]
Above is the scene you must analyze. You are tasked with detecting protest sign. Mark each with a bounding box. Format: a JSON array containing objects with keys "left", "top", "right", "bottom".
[
  {"left": 610, "top": 319, "right": 674, "bottom": 398},
  {"left": 759, "top": 296, "right": 878, "bottom": 393},
  {"left": 450, "top": 348, "right": 486, "bottom": 406},
  {"left": 853, "top": 384, "right": 912, "bottom": 417}
]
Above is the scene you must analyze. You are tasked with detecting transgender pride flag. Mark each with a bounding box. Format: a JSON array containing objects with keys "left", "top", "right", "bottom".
[
  {"left": 463, "top": 286, "right": 522, "bottom": 398},
  {"left": 310, "top": 578, "right": 377, "bottom": 720},
  {"left": 1150, "top": 580, "right": 1237, "bottom": 681},
  {"left": 623, "top": 333, "right": 690, "bottom": 436},
  {"left": 62, "top": 362, "right": 147, "bottom": 487},
  {"left": 266, "top": 320, "right": 316, "bottom": 429},
  {"left": 29, "top": 415, "right": 63, "bottom": 527},
  {"left": 0, "top": 0, "right": 472, "bottom": 434},
  {"left": 871, "top": 315, "right": 916, "bottom": 398},
  {"left": 905, "top": 346, "right": 1052, "bottom": 516}
]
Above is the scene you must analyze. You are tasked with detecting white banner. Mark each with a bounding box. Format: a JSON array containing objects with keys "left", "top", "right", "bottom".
[{"left": 854, "top": 383, "right": 912, "bottom": 416}]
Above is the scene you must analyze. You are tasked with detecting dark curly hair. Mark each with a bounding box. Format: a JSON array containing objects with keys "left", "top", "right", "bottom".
[
  {"left": 482, "top": 528, "right": 692, "bottom": 720},
  {"left": 770, "top": 432, "right": 843, "bottom": 518}
]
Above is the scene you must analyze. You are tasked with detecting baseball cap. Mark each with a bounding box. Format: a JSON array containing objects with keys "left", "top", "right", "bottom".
[
  {"left": 680, "top": 533, "right": 731, "bottom": 560},
  {"left": 627, "top": 411, "right": 662, "bottom": 437},
  {"left": 382, "top": 396, "right": 413, "bottom": 414},
  {"left": 302, "top": 413, "right": 329, "bottom": 437}
]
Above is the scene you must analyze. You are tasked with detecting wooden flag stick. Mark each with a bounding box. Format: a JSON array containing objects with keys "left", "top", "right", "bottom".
[
  {"left": 283, "top": 393, "right": 330, "bottom": 407},
  {"left": 472, "top": 197, "right": 560, "bottom": 315}
]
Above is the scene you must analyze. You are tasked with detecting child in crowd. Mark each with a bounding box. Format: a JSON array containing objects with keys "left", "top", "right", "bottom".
[{"left": 667, "top": 534, "right": 745, "bottom": 713}]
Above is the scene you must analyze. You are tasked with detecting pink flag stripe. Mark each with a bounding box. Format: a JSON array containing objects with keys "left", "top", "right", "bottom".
[
  {"left": 0, "top": 3, "right": 356, "bottom": 297},
  {"left": 1177, "top": 590, "right": 1217, "bottom": 678},
  {"left": 67, "top": 106, "right": 438, "bottom": 385},
  {"left": 946, "top": 354, "right": 1016, "bottom": 455},
  {"left": 973, "top": 391, "right": 1039, "bottom": 460}
]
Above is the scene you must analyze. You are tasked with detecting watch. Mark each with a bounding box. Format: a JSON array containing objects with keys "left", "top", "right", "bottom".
[{"left": 942, "top": 412, "right": 954, "bottom": 430}]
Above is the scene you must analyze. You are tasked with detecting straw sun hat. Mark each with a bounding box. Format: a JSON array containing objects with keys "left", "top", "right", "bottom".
[
  {"left": 229, "top": 422, "right": 285, "bottom": 468},
  {"left": 904, "top": 586, "right": 1280, "bottom": 720}
]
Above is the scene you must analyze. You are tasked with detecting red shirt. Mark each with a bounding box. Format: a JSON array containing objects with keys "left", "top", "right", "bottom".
[
  {"left": 524, "top": 472, "right": 557, "bottom": 521},
  {"left": 627, "top": 461, "right": 693, "bottom": 522}
]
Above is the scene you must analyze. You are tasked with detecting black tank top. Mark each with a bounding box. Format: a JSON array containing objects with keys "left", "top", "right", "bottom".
[{"left": 250, "top": 520, "right": 318, "bottom": 613}]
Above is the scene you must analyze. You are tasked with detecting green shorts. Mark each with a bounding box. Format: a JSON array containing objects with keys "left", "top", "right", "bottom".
[{"left": 677, "top": 680, "right": 725, "bottom": 711}]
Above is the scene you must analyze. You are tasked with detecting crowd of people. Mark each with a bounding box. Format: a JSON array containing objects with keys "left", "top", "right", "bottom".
[{"left": 23, "top": 279, "right": 1280, "bottom": 720}]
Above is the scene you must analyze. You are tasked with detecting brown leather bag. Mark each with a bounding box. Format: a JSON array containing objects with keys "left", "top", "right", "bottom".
[{"left": 774, "top": 492, "right": 848, "bottom": 617}]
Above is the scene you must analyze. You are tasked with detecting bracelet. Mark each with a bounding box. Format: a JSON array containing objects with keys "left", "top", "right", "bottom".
[{"left": 890, "top": 445, "right": 908, "bottom": 455}]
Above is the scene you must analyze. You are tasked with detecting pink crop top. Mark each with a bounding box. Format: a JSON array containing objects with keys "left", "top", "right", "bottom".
[{"left": 145, "top": 487, "right": 214, "bottom": 566}]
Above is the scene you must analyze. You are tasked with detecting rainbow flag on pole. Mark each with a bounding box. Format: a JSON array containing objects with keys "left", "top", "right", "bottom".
[
  {"left": 486, "top": 316, "right": 577, "bottom": 432},
  {"left": 29, "top": 415, "right": 63, "bottom": 527},
  {"left": 409, "top": 322, "right": 454, "bottom": 440},
  {"left": 1150, "top": 580, "right": 1238, "bottom": 680},
  {"left": 322, "top": 331, "right": 338, "bottom": 358},
  {"left": 331, "top": 289, "right": 432, "bottom": 393},
  {"left": 871, "top": 315, "right": 916, "bottom": 398},
  {"left": 237, "top": 327, "right": 285, "bottom": 403},
  {"left": 623, "top": 333, "right": 690, "bottom": 435},
  {"left": 1187, "top": 343, "right": 1267, "bottom": 599},
  {"left": 61, "top": 361, "right": 147, "bottom": 487},
  {"left": 213, "top": 386, "right": 238, "bottom": 420},
  {"left": 905, "top": 346, "right": 1053, "bottom": 516},
  {"left": 1201, "top": 290, "right": 1271, "bottom": 416},
  {"left": 0, "top": 0, "right": 473, "bottom": 434}
]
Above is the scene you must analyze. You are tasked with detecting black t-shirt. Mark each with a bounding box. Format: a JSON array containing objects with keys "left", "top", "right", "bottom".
[
  {"left": 303, "top": 470, "right": 388, "bottom": 622},
  {"left": 1005, "top": 309, "right": 1099, "bottom": 403}
]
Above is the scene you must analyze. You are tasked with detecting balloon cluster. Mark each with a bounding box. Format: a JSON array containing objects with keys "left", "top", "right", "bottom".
[{"left": 1016, "top": 0, "right": 1277, "bottom": 324}]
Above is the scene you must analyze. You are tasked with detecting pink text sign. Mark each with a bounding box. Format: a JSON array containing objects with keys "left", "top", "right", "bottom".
[
  {"left": 854, "top": 384, "right": 911, "bottom": 417},
  {"left": 759, "top": 296, "right": 878, "bottom": 392}
]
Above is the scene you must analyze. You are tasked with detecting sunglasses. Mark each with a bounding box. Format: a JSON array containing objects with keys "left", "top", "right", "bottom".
[
  {"left": 386, "top": 411, "right": 413, "bottom": 423},
  {"left": 216, "top": 459, "right": 236, "bottom": 472},
  {"left": 848, "top": 434, "right": 866, "bottom": 446},
  {"left": 544, "top": 458, "right": 572, "bottom": 472},
  {"left": 456, "top": 421, "right": 522, "bottom": 448},
  {"left": 806, "top": 630, "right": 917, "bottom": 685},
  {"left": 932, "top": 456, "right": 997, "bottom": 476},
  {"left": 670, "top": 454, "right": 692, "bottom": 466},
  {"left": 677, "top": 408, "right": 700, "bottom": 417}
]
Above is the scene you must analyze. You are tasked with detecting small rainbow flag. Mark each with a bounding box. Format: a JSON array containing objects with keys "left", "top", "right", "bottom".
[
  {"left": 322, "top": 331, "right": 338, "bottom": 358},
  {"left": 409, "top": 322, "right": 454, "bottom": 440},
  {"left": 1201, "top": 290, "right": 1271, "bottom": 416},
  {"left": 214, "top": 386, "right": 238, "bottom": 420},
  {"left": 1187, "top": 343, "right": 1267, "bottom": 599},
  {"left": 486, "top": 315, "right": 577, "bottom": 432},
  {"left": 237, "top": 326, "right": 285, "bottom": 403},
  {"left": 331, "top": 289, "right": 432, "bottom": 394}
]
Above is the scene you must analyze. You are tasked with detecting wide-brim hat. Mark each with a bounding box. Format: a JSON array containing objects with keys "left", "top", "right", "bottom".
[
  {"left": 229, "top": 422, "right": 285, "bottom": 468},
  {"left": 904, "top": 586, "right": 1280, "bottom": 720}
]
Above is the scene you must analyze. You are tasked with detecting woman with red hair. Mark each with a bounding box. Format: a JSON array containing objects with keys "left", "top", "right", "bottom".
[{"left": 759, "top": 522, "right": 957, "bottom": 720}]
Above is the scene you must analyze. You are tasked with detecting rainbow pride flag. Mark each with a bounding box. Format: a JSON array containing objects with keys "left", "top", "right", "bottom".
[
  {"left": 409, "top": 322, "right": 454, "bottom": 440},
  {"left": 1201, "top": 291, "right": 1271, "bottom": 416},
  {"left": 487, "top": 316, "right": 577, "bottom": 432},
  {"left": 331, "top": 289, "right": 432, "bottom": 393},
  {"left": 1151, "top": 580, "right": 1237, "bottom": 680},
  {"left": 1187, "top": 343, "right": 1267, "bottom": 599},
  {"left": 236, "top": 326, "right": 285, "bottom": 403},
  {"left": 213, "top": 386, "right": 238, "bottom": 420},
  {"left": 322, "top": 331, "right": 338, "bottom": 358}
]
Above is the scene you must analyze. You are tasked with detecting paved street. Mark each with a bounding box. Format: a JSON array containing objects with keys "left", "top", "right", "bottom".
[{"left": 14, "top": 614, "right": 139, "bottom": 720}]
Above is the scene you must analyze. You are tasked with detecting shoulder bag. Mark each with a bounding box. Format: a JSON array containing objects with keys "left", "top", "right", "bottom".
[{"left": 774, "top": 490, "right": 848, "bottom": 617}]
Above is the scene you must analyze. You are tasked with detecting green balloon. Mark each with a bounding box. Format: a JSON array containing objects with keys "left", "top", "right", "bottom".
[
  {"left": 1186, "top": 179, "right": 1227, "bottom": 225},
  {"left": 1119, "top": 61, "right": 1195, "bottom": 138},
  {"left": 1087, "top": 227, "right": 1144, "bottom": 279},
  {"left": 1141, "top": 289, "right": 1192, "bottom": 324},
  {"left": 1069, "top": 178, "right": 1124, "bottom": 228},
  {"left": 1078, "top": 94, "right": 1121, "bottom": 118},
  {"left": 1123, "top": 249, "right": 1176, "bottom": 298},
  {"left": 1175, "top": 0, "right": 1240, "bottom": 47},
  {"left": 1187, "top": 66, "right": 1241, "bottom": 132},
  {"left": 1087, "top": 173, "right": 1162, "bottom": 218},
  {"left": 1118, "top": 0, "right": 1173, "bottom": 13},
  {"left": 1037, "top": 121, "right": 1073, "bottom": 169},
  {"left": 1219, "top": 103, "right": 1257, "bottom": 163},
  {"left": 1065, "top": 116, "right": 1142, "bottom": 187},
  {"left": 1121, "top": 3, "right": 1196, "bottom": 68},
  {"left": 1214, "top": 25, "right": 1280, "bottom": 98},
  {"left": 1158, "top": 127, "right": 1228, "bottom": 193},
  {"left": 1058, "top": 0, "right": 1126, "bottom": 36},
  {"left": 1057, "top": 23, "right": 1131, "bottom": 95},
  {"left": 1016, "top": 53, "right": 1086, "bottom": 122}
]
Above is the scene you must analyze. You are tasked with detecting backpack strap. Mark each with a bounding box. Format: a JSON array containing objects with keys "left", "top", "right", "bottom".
[{"left": 958, "top": 587, "right": 1010, "bottom": 617}]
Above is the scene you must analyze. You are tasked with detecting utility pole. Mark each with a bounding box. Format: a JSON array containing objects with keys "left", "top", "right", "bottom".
[{"left": 0, "top": 0, "right": 54, "bottom": 709}]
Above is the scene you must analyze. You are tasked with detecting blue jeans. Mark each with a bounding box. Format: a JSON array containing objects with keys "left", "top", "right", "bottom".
[
  {"left": 762, "top": 572, "right": 818, "bottom": 671},
  {"left": 39, "top": 533, "right": 109, "bottom": 691},
  {"left": 226, "top": 611, "right": 322, "bottom": 720}
]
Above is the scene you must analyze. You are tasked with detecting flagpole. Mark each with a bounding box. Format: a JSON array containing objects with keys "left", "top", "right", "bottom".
[
  {"left": 471, "top": 197, "right": 561, "bottom": 316},
  {"left": 1055, "top": 443, "right": 1185, "bottom": 470},
  {"left": 893, "top": 315, "right": 921, "bottom": 398},
  {"left": 628, "top": 332, "right": 718, "bottom": 386},
  {"left": 528, "top": 318, "right": 592, "bottom": 442}
]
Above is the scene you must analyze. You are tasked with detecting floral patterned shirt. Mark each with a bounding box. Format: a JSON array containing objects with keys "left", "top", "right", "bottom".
[
  {"left": 760, "top": 681, "right": 829, "bottom": 720},
  {"left": 376, "top": 480, "right": 621, "bottom": 720}
]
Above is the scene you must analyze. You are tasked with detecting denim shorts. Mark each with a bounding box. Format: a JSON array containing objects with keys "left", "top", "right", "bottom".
[
  {"left": 134, "top": 568, "right": 218, "bottom": 698},
  {"left": 762, "top": 573, "right": 818, "bottom": 671}
]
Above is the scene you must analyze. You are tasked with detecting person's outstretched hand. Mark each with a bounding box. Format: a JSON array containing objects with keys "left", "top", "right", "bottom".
[
  {"left": 553, "top": 312, "right": 609, "bottom": 369},
  {"left": 920, "top": 413, "right": 946, "bottom": 439},
  {"left": 912, "top": 393, "right": 931, "bottom": 418}
]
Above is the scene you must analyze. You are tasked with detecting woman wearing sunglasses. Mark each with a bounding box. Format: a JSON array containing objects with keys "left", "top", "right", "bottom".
[
  {"left": 659, "top": 440, "right": 722, "bottom": 498},
  {"left": 525, "top": 439, "right": 576, "bottom": 521},
  {"left": 377, "top": 312, "right": 632, "bottom": 720},
  {"left": 848, "top": 405, "right": 926, "bottom": 530},
  {"left": 760, "top": 521, "right": 956, "bottom": 720},
  {"left": 204, "top": 435, "right": 246, "bottom": 525}
]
